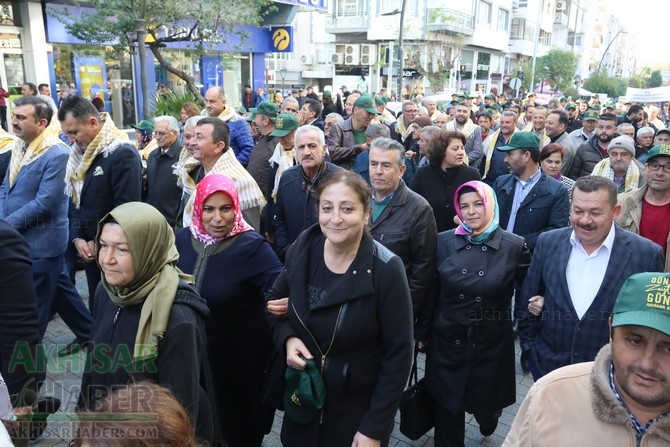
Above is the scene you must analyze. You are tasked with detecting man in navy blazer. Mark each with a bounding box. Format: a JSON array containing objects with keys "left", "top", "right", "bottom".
[
  {"left": 58, "top": 96, "right": 142, "bottom": 309},
  {"left": 0, "top": 96, "right": 91, "bottom": 342},
  {"left": 518, "top": 176, "right": 665, "bottom": 380},
  {"left": 493, "top": 131, "right": 570, "bottom": 357}
]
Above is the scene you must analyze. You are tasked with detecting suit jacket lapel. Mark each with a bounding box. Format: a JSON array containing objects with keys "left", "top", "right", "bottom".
[
  {"left": 554, "top": 230, "right": 573, "bottom": 309},
  {"left": 80, "top": 160, "right": 99, "bottom": 198},
  {"left": 592, "top": 227, "right": 632, "bottom": 303}
]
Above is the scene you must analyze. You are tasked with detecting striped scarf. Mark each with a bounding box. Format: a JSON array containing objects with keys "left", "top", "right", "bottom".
[
  {"left": 64, "top": 113, "right": 129, "bottom": 208},
  {"left": 180, "top": 149, "right": 265, "bottom": 228},
  {"left": 446, "top": 118, "right": 477, "bottom": 138},
  {"left": 7, "top": 119, "right": 64, "bottom": 187},
  {"left": 591, "top": 158, "right": 641, "bottom": 193},
  {"left": 269, "top": 142, "right": 295, "bottom": 200}
]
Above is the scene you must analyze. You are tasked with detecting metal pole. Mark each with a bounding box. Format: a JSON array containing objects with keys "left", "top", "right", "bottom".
[
  {"left": 529, "top": 0, "right": 543, "bottom": 96},
  {"left": 597, "top": 28, "right": 625, "bottom": 75},
  {"left": 396, "top": 0, "right": 406, "bottom": 98},
  {"left": 135, "top": 18, "right": 149, "bottom": 120},
  {"left": 388, "top": 41, "right": 394, "bottom": 95}
]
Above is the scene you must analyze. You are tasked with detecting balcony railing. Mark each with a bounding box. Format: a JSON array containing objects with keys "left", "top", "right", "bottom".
[
  {"left": 325, "top": 13, "right": 370, "bottom": 31},
  {"left": 425, "top": 8, "right": 475, "bottom": 35}
]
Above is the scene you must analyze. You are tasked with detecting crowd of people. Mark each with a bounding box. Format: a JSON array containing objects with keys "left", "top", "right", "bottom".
[{"left": 1, "top": 80, "right": 670, "bottom": 447}]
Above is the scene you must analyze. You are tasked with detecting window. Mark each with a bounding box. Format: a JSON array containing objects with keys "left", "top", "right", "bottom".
[
  {"left": 337, "top": 0, "right": 366, "bottom": 15},
  {"left": 478, "top": 1, "right": 491, "bottom": 25},
  {"left": 497, "top": 8, "right": 509, "bottom": 31},
  {"left": 511, "top": 17, "right": 525, "bottom": 39}
]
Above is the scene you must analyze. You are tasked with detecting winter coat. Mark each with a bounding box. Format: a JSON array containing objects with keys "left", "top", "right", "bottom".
[
  {"left": 424, "top": 227, "right": 530, "bottom": 414},
  {"left": 504, "top": 344, "right": 670, "bottom": 446},
  {"left": 267, "top": 225, "right": 413, "bottom": 447}
]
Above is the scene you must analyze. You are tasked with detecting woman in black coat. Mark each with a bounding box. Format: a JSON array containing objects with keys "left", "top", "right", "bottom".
[
  {"left": 267, "top": 171, "right": 413, "bottom": 447},
  {"left": 420, "top": 181, "right": 530, "bottom": 447},
  {"left": 409, "top": 129, "right": 481, "bottom": 232}
]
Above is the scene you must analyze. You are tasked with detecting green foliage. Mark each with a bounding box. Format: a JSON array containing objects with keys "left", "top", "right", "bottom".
[
  {"left": 536, "top": 49, "right": 578, "bottom": 93},
  {"left": 628, "top": 75, "right": 646, "bottom": 88},
  {"left": 150, "top": 90, "right": 204, "bottom": 119},
  {"left": 583, "top": 73, "right": 627, "bottom": 98},
  {"left": 648, "top": 70, "right": 663, "bottom": 88},
  {"left": 50, "top": 0, "right": 274, "bottom": 99}
]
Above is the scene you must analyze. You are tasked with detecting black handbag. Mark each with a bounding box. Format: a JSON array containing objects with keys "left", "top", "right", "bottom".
[{"left": 398, "top": 348, "right": 435, "bottom": 440}]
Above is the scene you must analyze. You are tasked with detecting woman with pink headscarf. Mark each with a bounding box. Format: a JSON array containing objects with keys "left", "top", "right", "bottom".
[
  {"left": 175, "top": 174, "right": 282, "bottom": 447},
  {"left": 418, "top": 180, "right": 531, "bottom": 447}
]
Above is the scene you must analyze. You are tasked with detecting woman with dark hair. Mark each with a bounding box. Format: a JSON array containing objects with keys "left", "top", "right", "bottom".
[
  {"left": 409, "top": 129, "right": 481, "bottom": 232},
  {"left": 419, "top": 181, "right": 530, "bottom": 446},
  {"left": 267, "top": 170, "right": 413, "bottom": 447},
  {"left": 540, "top": 143, "right": 575, "bottom": 196},
  {"left": 176, "top": 174, "right": 282, "bottom": 447},
  {"left": 79, "top": 202, "right": 213, "bottom": 444}
]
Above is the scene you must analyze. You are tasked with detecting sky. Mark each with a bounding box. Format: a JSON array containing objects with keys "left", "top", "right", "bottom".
[{"left": 606, "top": 0, "right": 665, "bottom": 67}]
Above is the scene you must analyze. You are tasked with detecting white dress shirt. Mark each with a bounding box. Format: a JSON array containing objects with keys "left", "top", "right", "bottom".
[{"left": 566, "top": 222, "right": 616, "bottom": 319}]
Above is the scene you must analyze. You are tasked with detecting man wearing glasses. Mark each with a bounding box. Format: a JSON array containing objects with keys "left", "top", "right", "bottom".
[
  {"left": 390, "top": 101, "right": 419, "bottom": 150},
  {"left": 145, "top": 115, "right": 184, "bottom": 228},
  {"left": 617, "top": 143, "right": 670, "bottom": 271}
]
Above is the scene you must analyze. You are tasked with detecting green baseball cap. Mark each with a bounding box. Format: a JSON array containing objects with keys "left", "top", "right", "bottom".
[
  {"left": 374, "top": 97, "right": 385, "bottom": 107},
  {"left": 583, "top": 110, "right": 599, "bottom": 121},
  {"left": 590, "top": 104, "right": 602, "bottom": 111},
  {"left": 497, "top": 132, "right": 541, "bottom": 151},
  {"left": 353, "top": 95, "right": 379, "bottom": 114},
  {"left": 132, "top": 120, "right": 154, "bottom": 131},
  {"left": 646, "top": 144, "right": 670, "bottom": 162},
  {"left": 269, "top": 113, "right": 299, "bottom": 137},
  {"left": 565, "top": 102, "right": 577, "bottom": 110},
  {"left": 612, "top": 273, "right": 670, "bottom": 337},
  {"left": 246, "top": 101, "right": 279, "bottom": 121},
  {"left": 322, "top": 90, "right": 332, "bottom": 98},
  {"left": 283, "top": 357, "right": 326, "bottom": 424},
  {"left": 485, "top": 93, "right": 496, "bottom": 100},
  {"left": 559, "top": 96, "right": 567, "bottom": 102}
]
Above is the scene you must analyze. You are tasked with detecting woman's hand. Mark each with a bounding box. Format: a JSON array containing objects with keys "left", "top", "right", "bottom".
[
  {"left": 285, "top": 337, "right": 312, "bottom": 370},
  {"left": 528, "top": 295, "right": 545, "bottom": 316},
  {"left": 267, "top": 297, "right": 288, "bottom": 317},
  {"left": 351, "top": 432, "right": 381, "bottom": 447}
]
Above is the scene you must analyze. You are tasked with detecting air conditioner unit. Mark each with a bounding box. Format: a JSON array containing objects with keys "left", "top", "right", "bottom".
[
  {"left": 331, "top": 53, "right": 344, "bottom": 64},
  {"left": 555, "top": 1, "right": 565, "bottom": 11},
  {"left": 344, "top": 44, "right": 360, "bottom": 65},
  {"left": 360, "top": 44, "right": 377, "bottom": 65},
  {"left": 301, "top": 54, "right": 314, "bottom": 65}
]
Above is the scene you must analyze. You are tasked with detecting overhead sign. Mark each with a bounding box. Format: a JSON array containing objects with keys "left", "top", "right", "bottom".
[
  {"left": 624, "top": 86, "right": 670, "bottom": 103},
  {"left": 270, "top": 26, "right": 293, "bottom": 53},
  {"left": 273, "top": 0, "right": 327, "bottom": 11}
]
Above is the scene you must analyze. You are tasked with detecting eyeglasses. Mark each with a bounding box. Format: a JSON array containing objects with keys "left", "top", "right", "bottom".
[
  {"left": 153, "top": 130, "right": 170, "bottom": 136},
  {"left": 404, "top": 109, "right": 418, "bottom": 114},
  {"left": 647, "top": 161, "right": 670, "bottom": 173}
]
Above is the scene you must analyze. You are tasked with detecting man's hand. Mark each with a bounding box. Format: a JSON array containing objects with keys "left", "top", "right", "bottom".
[
  {"left": 267, "top": 298, "right": 288, "bottom": 317},
  {"left": 73, "top": 239, "right": 96, "bottom": 263},
  {"left": 528, "top": 295, "right": 545, "bottom": 316}
]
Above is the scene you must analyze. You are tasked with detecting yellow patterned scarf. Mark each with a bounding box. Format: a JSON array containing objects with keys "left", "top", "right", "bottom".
[
  {"left": 7, "top": 118, "right": 64, "bottom": 187},
  {"left": 591, "top": 158, "right": 641, "bottom": 193},
  {"left": 180, "top": 149, "right": 266, "bottom": 228},
  {"left": 446, "top": 118, "right": 478, "bottom": 138},
  {"left": 65, "top": 113, "right": 129, "bottom": 208}
]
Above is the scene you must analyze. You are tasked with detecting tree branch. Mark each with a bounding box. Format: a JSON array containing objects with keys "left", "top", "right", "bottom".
[{"left": 148, "top": 45, "right": 202, "bottom": 100}]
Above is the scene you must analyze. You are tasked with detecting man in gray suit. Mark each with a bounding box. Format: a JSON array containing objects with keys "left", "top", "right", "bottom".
[
  {"left": 0, "top": 96, "right": 92, "bottom": 342},
  {"left": 518, "top": 176, "right": 664, "bottom": 380}
]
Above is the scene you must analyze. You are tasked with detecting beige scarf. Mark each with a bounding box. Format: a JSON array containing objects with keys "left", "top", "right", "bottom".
[
  {"left": 180, "top": 149, "right": 266, "bottom": 227},
  {"left": 268, "top": 142, "right": 296, "bottom": 200},
  {"left": 395, "top": 116, "right": 415, "bottom": 142},
  {"left": 591, "top": 158, "right": 641, "bottom": 193},
  {"left": 204, "top": 105, "right": 237, "bottom": 122},
  {"left": 446, "top": 118, "right": 477, "bottom": 138},
  {"left": 64, "top": 113, "right": 129, "bottom": 208},
  {"left": 7, "top": 119, "right": 64, "bottom": 187}
]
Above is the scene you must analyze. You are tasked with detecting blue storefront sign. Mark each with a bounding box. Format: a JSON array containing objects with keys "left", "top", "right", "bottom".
[
  {"left": 201, "top": 55, "right": 224, "bottom": 92},
  {"left": 270, "top": 26, "right": 293, "bottom": 53}
]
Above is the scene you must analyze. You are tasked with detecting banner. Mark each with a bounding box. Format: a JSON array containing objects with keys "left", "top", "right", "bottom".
[
  {"left": 624, "top": 86, "right": 670, "bottom": 103},
  {"left": 73, "top": 56, "right": 108, "bottom": 106}
]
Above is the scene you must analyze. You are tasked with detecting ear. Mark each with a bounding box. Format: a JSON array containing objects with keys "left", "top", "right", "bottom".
[
  {"left": 612, "top": 203, "right": 622, "bottom": 220},
  {"left": 214, "top": 140, "right": 226, "bottom": 155}
]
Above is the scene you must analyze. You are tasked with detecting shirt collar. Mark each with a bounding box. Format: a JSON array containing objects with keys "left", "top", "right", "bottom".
[
  {"left": 514, "top": 167, "right": 542, "bottom": 186},
  {"left": 569, "top": 221, "right": 616, "bottom": 254}
]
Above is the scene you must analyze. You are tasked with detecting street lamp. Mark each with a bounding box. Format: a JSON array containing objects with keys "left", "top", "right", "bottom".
[
  {"left": 279, "top": 67, "right": 287, "bottom": 96},
  {"left": 381, "top": 0, "right": 407, "bottom": 98},
  {"left": 597, "top": 28, "right": 626, "bottom": 75}
]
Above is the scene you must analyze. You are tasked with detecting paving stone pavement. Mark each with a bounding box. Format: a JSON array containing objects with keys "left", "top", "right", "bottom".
[{"left": 31, "top": 271, "right": 532, "bottom": 446}]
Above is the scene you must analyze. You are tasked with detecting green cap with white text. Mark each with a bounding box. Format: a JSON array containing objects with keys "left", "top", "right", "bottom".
[{"left": 612, "top": 273, "right": 670, "bottom": 337}]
